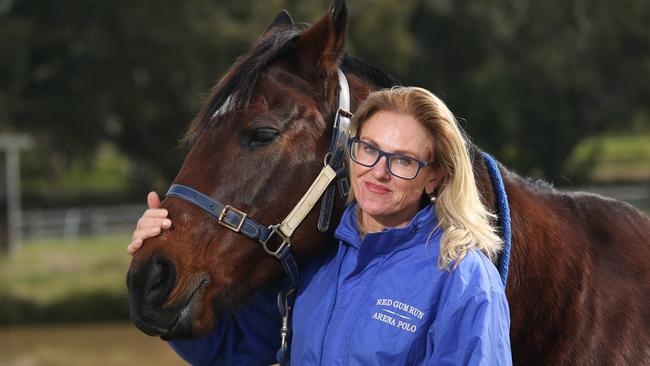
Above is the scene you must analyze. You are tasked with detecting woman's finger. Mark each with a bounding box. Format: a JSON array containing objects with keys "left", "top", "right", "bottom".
[
  {"left": 147, "top": 191, "right": 161, "bottom": 209},
  {"left": 128, "top": 192, "right": 168, "bottom": 255},
  {"left": 141, "top": 208, "right": 168, "bottom": 219},
  {"left": 136, "top": 217, "right": 171, "bottom": 230},
  {"left": 132, "top": 226, "right": 162, "bottom": 241},
  {"left": 129, "top": 220, "right": 169, "bottom": 254},
  {"left": 127, "top": 239, "right": 143, "bottom": 255}
]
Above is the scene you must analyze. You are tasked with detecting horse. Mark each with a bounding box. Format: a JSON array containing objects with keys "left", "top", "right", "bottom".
[{"left": 126, "top": 1, "right": 650, "bottom": 364}]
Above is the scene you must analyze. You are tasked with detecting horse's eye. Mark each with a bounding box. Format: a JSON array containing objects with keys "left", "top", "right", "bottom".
[{"left": 248, "top": 127, "right": 280, "bottom": 146}]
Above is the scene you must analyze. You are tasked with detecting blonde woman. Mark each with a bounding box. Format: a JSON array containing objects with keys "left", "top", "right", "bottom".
[{"left": 130, "top": 87, "right": 511, "bottom": 365}]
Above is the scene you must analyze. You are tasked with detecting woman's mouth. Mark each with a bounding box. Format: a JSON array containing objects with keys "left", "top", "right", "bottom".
[{"left": 364, "top": 181, "right": 391, "bottom": 194}]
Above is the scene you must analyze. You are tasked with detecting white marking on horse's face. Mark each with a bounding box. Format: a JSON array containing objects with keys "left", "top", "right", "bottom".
[{"left": 212, "top": 95, "right": 235, "bottom": 119}]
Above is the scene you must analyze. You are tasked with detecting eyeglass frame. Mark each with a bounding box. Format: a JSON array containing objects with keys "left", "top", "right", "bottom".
[{"left": 347, "top": 137, "right": 434, "bottom": 180}]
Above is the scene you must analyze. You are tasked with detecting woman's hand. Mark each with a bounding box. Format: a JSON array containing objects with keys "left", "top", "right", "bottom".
[{"left": 127, "top": 191, "right": 172, "bottom": 255}]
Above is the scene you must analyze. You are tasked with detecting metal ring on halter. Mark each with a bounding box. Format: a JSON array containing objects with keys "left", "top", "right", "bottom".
[
  {"left": 260, "top": 224, "right": 292, "bottom": 259},
  {"left": 323, "top": 152, "right": 332, "bottom": 167},
  {"left": 337, "top": 107, "right": 354, "bottom": 120}
]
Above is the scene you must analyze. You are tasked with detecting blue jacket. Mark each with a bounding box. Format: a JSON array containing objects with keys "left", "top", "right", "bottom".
[{"left": 170, "top": 204, "right": 512, "bottom": 365}]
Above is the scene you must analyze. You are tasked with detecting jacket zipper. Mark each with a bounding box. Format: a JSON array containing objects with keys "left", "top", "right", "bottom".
[{"left": 317, "top": 242, "right": 345, "bottom": 365}]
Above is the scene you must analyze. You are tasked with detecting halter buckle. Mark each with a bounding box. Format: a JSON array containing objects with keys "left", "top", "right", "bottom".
[
  {"left": 218, "top": 205, "right": 247, "bottom": 232},
  {"left": 261, "top": 224, "right": 292, "bottom": 259}
]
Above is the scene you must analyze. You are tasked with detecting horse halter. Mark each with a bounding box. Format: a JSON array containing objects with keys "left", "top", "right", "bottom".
[
  {"left": 166, "top": 69, "right": 351, "bottom": 286},
  {"left": 164, "top": 69, "right": 353, "bottom": 364}
]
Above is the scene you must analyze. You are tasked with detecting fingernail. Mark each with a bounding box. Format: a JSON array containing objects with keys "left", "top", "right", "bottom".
[{"left": 163, "top": 219, "right": 171, "bottom": 227}]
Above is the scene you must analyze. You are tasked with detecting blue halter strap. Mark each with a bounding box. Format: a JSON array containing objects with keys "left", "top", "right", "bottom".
[{"left": 481, "top": 152, "right": 512, "bottom": 287}]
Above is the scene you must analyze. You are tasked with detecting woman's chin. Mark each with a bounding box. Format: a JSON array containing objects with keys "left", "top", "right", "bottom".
[{"left": 357, "top": 200, "right": 394, "bottom": 218}]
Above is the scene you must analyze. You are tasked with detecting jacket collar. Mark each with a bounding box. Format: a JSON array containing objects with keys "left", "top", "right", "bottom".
[{"left": 334, "top": 202, "right": 439, "bottom": 255}]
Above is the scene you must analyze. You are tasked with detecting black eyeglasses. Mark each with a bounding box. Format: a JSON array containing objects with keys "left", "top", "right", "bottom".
[{"left": 348, "top": 137, "right": 433, "bottom": 180}]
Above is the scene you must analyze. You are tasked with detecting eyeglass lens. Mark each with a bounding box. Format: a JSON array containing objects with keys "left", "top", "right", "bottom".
[{"left": 350, "top": 140, "right": 420, "bottom": 179}]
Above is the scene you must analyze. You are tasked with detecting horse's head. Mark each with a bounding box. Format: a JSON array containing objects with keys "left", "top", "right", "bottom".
[{"left": 126, "top": 0, "right": 380, "bottom": 339}]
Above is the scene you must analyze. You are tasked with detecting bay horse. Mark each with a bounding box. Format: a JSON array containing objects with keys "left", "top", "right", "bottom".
[{"left": 126, "top": 1, "right": 650, "bottom": 364}]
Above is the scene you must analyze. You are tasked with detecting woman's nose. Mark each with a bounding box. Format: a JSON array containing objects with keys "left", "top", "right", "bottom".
[{"left": 371, "top": 156, "right": 391, "bottom": 179}]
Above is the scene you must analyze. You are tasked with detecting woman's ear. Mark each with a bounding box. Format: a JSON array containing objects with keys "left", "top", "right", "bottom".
[{"left": 425, "top": 170, "right": 442, "bottom": 196}]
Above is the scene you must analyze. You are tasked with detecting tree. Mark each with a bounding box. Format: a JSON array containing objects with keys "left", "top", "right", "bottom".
[
  {"left": 403, "top": 0, "right": 650, "bottom": 180},
  {"left": 1, "top": 0, "right": 648, "bottom": 196}
]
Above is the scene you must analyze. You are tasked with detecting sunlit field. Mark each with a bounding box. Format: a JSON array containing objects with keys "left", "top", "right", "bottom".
[{"left": 0, "top": 235, "right": 187, "bottom": 365}]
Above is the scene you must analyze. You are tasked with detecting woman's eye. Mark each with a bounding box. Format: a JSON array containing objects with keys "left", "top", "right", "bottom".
[
  {"left": 248, "top": 128, "right": 279, "bottom": 146},
  {"left": 395, "top": 157, "right": 414, "bottom": 167},
  {"left": 362, "top": 145, "right": 376, "bottom": 154}
]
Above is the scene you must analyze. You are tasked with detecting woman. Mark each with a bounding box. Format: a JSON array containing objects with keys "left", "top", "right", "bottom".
[{"left": 129, "top": 87, "right": 512, "bottom": 365}]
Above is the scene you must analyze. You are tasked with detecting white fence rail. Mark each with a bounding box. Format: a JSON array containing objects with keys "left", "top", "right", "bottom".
[
  {"left": 21, "top": 204, "right": 145, "bottom": 242},
  {"left": 16, "top": 184, "right": 650, "bottom": 244}
]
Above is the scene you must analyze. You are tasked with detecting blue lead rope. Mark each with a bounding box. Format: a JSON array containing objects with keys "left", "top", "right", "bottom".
[{"left": 481, "top": 152, "right": 512, "bottom": 287}]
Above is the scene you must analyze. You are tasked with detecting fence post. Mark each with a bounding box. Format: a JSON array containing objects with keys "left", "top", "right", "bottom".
[
  {"left": 63, "top": 209, "right": 82, "bottom": 243},
  {"left": 0, "top": 134, "right": 33, "bottom": 255}
]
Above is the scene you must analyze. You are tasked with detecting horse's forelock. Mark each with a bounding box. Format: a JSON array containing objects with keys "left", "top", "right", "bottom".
[{"left": 181, "top": 27, "right": 303, "bottom": 147}]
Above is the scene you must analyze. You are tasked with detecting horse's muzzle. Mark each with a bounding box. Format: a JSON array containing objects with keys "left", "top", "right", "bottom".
[{"left": 126, "top": 252, "right": 204, "bottom": 339}]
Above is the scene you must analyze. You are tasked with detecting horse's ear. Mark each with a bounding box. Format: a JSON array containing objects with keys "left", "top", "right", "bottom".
[
  {"left": 263, "top": 10, "right": 294, "bottom": 36},
  {"left": 293, "top": 0, "right": 347, "bottom": 76}
]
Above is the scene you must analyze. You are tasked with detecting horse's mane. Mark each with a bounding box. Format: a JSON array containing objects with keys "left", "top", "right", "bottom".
[
  {"left": 341, "top": 56, "right": 401, "bottom": 89},
  {"left": 525, "top": 177, "right": 555, "bottom": 192},
  {"left": 182, "top": 27, "right": 399, "bottom": 146}
]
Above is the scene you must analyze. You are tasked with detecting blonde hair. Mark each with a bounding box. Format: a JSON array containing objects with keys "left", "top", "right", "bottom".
[{"left": 347, "top": 87, "right": 502, "bottom": 270}]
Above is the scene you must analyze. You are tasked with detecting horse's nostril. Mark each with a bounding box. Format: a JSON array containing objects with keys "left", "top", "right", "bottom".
[
  {"left": 150, "top": 259, "right": 169, "bottom": 289},
  {"left": 144, "top": 255, "right": 176, "bottom": 305}
]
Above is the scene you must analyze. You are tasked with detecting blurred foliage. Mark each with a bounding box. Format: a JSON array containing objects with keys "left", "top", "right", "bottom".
[
  {"left": 1, "top": 0, "right": 649, "bottom": 199},
  {"left": 566, "top": 133, "right": 650, "bottom": 184},
  {"left": 404, "top": 0, "right": 650, "bottom": 178},
  {"left": 21, "top": 143, "right": 133, "bottom": 207}
]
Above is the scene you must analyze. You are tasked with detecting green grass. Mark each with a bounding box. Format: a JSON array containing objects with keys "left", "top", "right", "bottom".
[
  {"left": 0, "top": 235, "right": 132, "bottom": 325},
  {"left": 566, "top": 133, "right": 650, "bottom": 182}
]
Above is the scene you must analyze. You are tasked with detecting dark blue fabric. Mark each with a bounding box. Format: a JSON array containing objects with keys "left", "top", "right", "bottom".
[
  {"left": 168, "top": 288, "right": 281, "bottom": 366},
  {"left": 168, "top": 204, "right": 512, "bottom": 365}
]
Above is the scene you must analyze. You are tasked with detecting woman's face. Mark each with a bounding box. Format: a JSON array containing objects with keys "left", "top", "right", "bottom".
[{"left": 350, "top": 110, "right": 438, "bottom": 228}]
